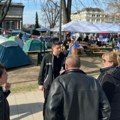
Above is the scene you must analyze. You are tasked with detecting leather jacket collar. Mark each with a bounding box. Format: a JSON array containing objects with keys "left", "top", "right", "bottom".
[{"left": 64, "top": 69, "right": 86, "bottom": 75}]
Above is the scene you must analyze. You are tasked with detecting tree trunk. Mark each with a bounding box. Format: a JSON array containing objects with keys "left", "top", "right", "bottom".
[
  {"left": 62, "top": 0, "right": 72, "bottom": 24},
  {"left": 0, "top": 0, "right": 12, "bottom": 25},
  {"left": 62, "top": 0, "right": 67, "bottom": 24},
  {"left": 67, "top": 0, "right": 72, "bottom": 22}
]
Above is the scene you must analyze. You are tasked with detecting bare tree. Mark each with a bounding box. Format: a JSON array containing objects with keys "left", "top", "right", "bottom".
[
  {"left": 41, "top": 0, "right": 60, "bottom": 28},
  {"left": 40, "top": 0, "right": 72, "bottom": 26},
  {"left": 107, "top": 0, "right": 120, "bottom": 14},
  {"left": 46, "top": 0, "right": 105, "bottom": 24},
  {"left": 105, "top": 0, "right": 120, "bottom": 23},
  {"left": 0, "top": 0, "right": 12, "bottom": 25},
  {"left": 41, "top": 0, "right": 111, "bottom": 26}
]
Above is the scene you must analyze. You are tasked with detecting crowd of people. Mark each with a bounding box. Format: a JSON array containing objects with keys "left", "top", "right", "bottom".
[
  {"left": 63, "top": 33, "right": 120, "bottom": 49},
  {"left": 61, "top": 32, "right": 120, "bottom": 58},
  {"left": 1, "top": 35, "right": 120, "bottom": 120}
]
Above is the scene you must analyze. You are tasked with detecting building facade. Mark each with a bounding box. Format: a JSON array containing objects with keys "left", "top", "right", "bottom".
[
  {"left": 71, "top": 7, "right": 120, "bottom": 24},
  {"left": 0, "top": 2, "right": 24, "bottom": 30}
]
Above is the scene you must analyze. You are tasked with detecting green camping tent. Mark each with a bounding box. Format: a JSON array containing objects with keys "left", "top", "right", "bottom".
[
  {"left": 7, "top": 36, "right": 16, "bottom": 41},
  {"left": 23, "top": 39, "right": 47, "bottom": 52}
]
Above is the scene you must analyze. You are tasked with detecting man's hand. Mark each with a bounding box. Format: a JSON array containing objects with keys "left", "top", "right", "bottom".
[
  {"left": 60, "top": 69, "right": 65, "bottom": 75},
  {"left": 38, "top": 85, "right": 44, "bottom": 91}
]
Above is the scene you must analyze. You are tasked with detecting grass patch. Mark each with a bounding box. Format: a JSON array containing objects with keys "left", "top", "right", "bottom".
[{"left": 11, "top": 82, "right": 38, "bottom": 94}]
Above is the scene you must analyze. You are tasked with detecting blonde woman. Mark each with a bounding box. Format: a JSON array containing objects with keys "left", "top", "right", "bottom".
[
  {"left": 98, "top": 51, "right": 119, "bottom": 85},
  {"left": 98, "top": 51, "right": 120, "bottom": 120}
]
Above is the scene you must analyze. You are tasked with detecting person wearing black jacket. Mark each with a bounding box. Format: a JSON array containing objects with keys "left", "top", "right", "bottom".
[
  {"left": 0, "top": 64, "right": 11, "bottom": 120},
  {"left": 38, "top": 40, "right": 66, "bottom": 119},
  {"left": 45, "top": 55, "right": 111, "bottom": 120},
  {"left": 100, "top": 65, "right": 120, "bottom": 120},
  {"left": 98, "top": 51, "right": 120, "bottom": 120}
]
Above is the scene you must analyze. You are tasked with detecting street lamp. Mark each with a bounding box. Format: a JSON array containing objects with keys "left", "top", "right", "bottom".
[{"left": 59, "top": 0, "right": 62, "bottom": 42}]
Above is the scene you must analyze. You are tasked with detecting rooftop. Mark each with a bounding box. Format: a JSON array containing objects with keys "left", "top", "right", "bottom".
[{"left": 0, "top": 2, "right": 24, "bottom": 7}]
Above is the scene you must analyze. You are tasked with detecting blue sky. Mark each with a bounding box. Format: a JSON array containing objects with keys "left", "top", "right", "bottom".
[
  {"left": 12, "top": 0, "right": 41, "bottom": 24},
  {"left": 12, "top": 0, "right": 108, "bottom": 25}
]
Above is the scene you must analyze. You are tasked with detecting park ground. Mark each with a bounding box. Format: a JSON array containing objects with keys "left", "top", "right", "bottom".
[{"left": 8, "top": 56, "right": 101, "bottom": 93}]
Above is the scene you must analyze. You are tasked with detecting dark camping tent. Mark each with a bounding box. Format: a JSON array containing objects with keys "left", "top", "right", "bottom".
[
  {"left": 23, "top": 39, "right": 47, "bottom": 52},
  {"left": 0, "top": 41, "right": 31, "bottom": 68}
]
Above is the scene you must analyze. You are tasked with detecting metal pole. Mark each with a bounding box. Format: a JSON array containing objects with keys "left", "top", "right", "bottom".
[{"left": 59, "top": 0, "right": 62, "bottom": 42}]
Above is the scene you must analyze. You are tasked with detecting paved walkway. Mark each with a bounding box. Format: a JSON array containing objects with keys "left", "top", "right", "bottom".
[{"left": 8, "top": 90, "right": 44, "bottom": 120}]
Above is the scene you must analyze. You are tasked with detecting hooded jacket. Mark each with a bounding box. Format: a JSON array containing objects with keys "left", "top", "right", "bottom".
[
  {"left": 45, "top": 69, "right": 111, "bottom": 120},
  {"left": 100, "top": 66, "right": 120, "bottom": 120},
  {"left": 97, "top": 66, "right": 115, "bottom": 85}
]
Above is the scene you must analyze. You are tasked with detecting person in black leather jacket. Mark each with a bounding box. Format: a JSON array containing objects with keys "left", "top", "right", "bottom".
[
  {"left": 38, "top": 40, "right": 66, "bottom": 119},
  {"left": 45, "top": 55, "right": 111, "bottom": 120},
  {"left": 0, "top": 64, "right": 11, "bottom": 120}
]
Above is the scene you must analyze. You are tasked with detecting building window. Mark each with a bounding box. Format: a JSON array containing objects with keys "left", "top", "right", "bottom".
[
  {"left": 6, "top": 22, "right": 10, "bottom": 29},
  {"left": 11, "top": 22, "right": 15, "bottom": 29}
]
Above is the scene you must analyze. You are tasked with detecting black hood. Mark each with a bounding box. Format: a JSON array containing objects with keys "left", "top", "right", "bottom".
[
  {"left": 100, "top": 66, "right": 114, "bottom": 74},
  {"left": 108, "top": 66, "right": 120, "bottom": 81}
]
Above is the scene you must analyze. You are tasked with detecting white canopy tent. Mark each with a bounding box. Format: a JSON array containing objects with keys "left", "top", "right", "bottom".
[
  {"left": 51, "top": 21, "right": 100, "bottom": 33},
  {"left": 51, "top": 21, "right": 120, "bottom": 33},
  {"left": 93, "top": 22, "right": 120, "bottom": 33}
]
